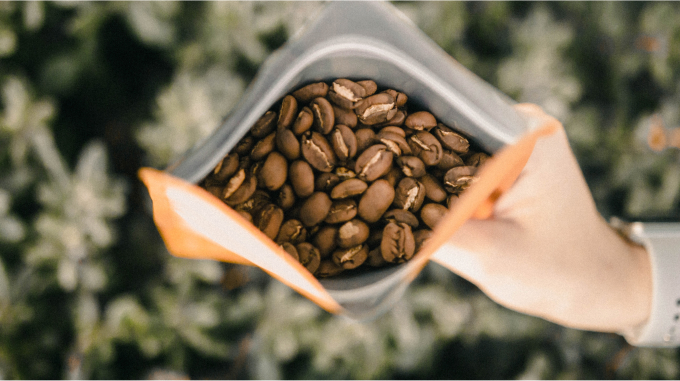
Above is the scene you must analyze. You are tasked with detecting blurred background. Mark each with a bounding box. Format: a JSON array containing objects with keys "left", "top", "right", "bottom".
[{"left": 0, "top": 2, "right": 679, "bottom": 379}]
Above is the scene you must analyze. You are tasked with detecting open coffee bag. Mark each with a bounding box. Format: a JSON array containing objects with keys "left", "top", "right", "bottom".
[{"left": 139, "top": 2, "right": 556, "bottom": 320}]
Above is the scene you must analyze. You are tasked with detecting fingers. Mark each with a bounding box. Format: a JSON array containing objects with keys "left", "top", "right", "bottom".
[
  {"left": 434, "top": 104, "right": 654, "bottom": 333},
  {"left": 438, "top": 217, "right": 523, "bottom": 284},
  {"left": 494, "top": 105, "right": 599, "bottom": 222},
  {"left": 437, "top": 102, "right": 589, "bottom": 279}
]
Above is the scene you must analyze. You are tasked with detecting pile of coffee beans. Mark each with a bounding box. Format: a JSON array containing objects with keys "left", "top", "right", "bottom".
[{"left": 200, "top": 79, "right": 489, "bottom": 278}]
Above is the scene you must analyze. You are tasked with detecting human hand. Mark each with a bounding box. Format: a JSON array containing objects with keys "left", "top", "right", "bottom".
[{"left": 436, "top": 104, "right": 652, "bottom": 334}]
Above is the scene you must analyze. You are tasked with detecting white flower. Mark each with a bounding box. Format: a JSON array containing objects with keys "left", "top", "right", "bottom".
[
  {"left": 148, "top": 271, "right": 233, "bottom": 358},
  {"left": 0, "top": 189, "right": 25, "bottom": 243},
  {"left": 497, "top": 6, "right": 581, "bottom": 122},
  {"left": 23, "top": 1, "right": 45, "bottom": 31},
  {"left": 123, "top": 1, "right": 179, "bottom": 48},
  {"left": 27, "top": 141, "right": 126, "bottom": 291},
  {"left": 0, "top": 27, "right": 16, "bottom": 57},
  {"left": 0, "top": 77, "right": 56, "bottom": 166},
  {"left": 136, "top": 69, "right": 245, "bottom": 167}
]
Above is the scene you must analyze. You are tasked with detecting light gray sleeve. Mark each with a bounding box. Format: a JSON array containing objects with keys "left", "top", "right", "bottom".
[{"left": 622, "top": 222, "right": 680, "bottom": 347}]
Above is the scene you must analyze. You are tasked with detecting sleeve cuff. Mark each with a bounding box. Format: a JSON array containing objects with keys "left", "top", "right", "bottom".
[{"left": 623, "top": 222, "right": 680, "bottom": 347}]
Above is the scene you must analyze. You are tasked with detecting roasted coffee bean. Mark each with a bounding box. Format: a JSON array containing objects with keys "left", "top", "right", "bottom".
[
  {"left": 220, "top": 169, "right": 246, "bottom": 199},
  {"left": 337, "top": 219, "right": 370, "bottom": 248},
  {"left": 276, "top": 128, "right": 300, "bottom": 160},
  {"left": 421, "top": 203, "right": 448, "bottom": 229},
  {"left": 255, "top": 204, "right": 284, "bottom": 240},
  {"left": 433, "top": 123, "right": 469, "bottom": 153},
  {"left": 358, "top": 179, "right": 395, "bottom": 223},
  {"left": 250, "top": 132, "right": 276, "bottom": 161},
  {"left": 413, "top": 229, "right": 433, "bottom": 253},
  {"left": 225, "top": 171, "right": 257, "bottom": 206},
  {"left": 419, "top": 173, "right": 447, "bottom": 203},
  {"left": 331, "top": 178, "right": 368, "bottom": 199},
  {"left": 333, "top": 105, "right": 358, "bottom": 128},
  {"left": 260, "top": 151, "right": 288, "bottom": 191},
  {"left": 444, "top": 166, "right": 477, "bottom": 193},
  {"left": 465, "top": 152, "right": 489, "bottom": 167},
  {"left": 393, "top": 177, "right": 426, "bottom": 212},
  {"left": 236, "top": 210, "right": 253, "bottom": 223},
  {"left": 330, "top": 125, "right": 358, "bottom": 162},
  {"left": 405, "top": 111, "right": 437, "bottom": 131},
  {"left": 232, "top": 186, "right": 258, "bottom": 208},
  {"left": 382, "top": 90, "right": 401, "bottom": 105},
  {"left": 205, "top": 184, "right": 223, "bottom": 199},
  {"left": 299, "top": 192, "right": 332, "bottom": 227},
  {"left": 312, "top": 226, "right": 338, "bottom": 258},
  {"left": 250, "top": 161, "right": 265, "bottom": 188},
  {"left": 381, "top": 222, "right": 415, "bottom": 263},
  {"left": 281, "top": 242, "right": 299, "bottom": 261},
  {"left": 251, "top": 111, "right": 277, "bottom": 138},
  {"left": 332, "top": 244, "right": 368, "bottom": 269},
  {"left": 296, "top": 242, "right": 320, "bottom": 273},
  {"left": 277, "top": 184, "right": 296, "bottom": 210},
  {"left": 437, "top": 150, "right": 465, "bottom": 170},
  {"left": 328, "top": 79, "right": 367, "bottom": 109},
  {"left": 356, "top": 80, "right": 378, "bottom": 96},
  {"left": 275, "top": 219, "right": 307, "bottom": 244},
  {"left": 311, "top": 97, "right": 335, "bottom": 134},
  {"left": 396, "top": 156, "right": 426, "bottom": 178},
  {"left": 235, "top": 190, "right": 270, "bottom": 214},
  {"left": 292, "top": 82, "right": 329, "bottom": 103},
  {"left": 212, "top": 153, "right": 240, "bottom": 182},
  {"left": 396, "top": 93, "right": 408, "bottom": 107},
  {"left": 292, "top": 106, "right": 314, "bottom": 135},
  {"left": 354, "top": 93, "right": 396, "bottom": 125},
  {"left": 355, "top": 144, "right": 393, "bottom": 182},
  {"left": 383, "top": 89, "right": 408, "bottom": 108},
  {"left": 409, "top": 131, "right": 442, "bottom": 166},
  {"left": 383, "top": 209, "right": 419, "bottom": 229},
  {"left": 316, "top": 259, "right": 344, "bottom": 277},
  {"left": 278, "top": 95, "right": 298, "bottom": 129},
  {"left": 374, "top": 109, "right": 406, "bottom": 127},
  {"left": 367, "top": 247, "right": 388, "bottom": 267},
  {"left": 288, "top": 160, "right": 315, "bottom": 198},
  {"left": 381, "top": 166, "right": 404, "bottom": 188},
  {"left": 301, "top": 131, "right": 336, "bottom": 172},
  {"left": 324, "top": 199, "right": 358, "bottom": 224},
  {"left": 354, "top": 128, "right": 376, "bottom": 153},
  {"left": 315, "top": 172, "right": 341, "bottom": 192},
  {"left": 233, "top": 135, "right": 254, "bottom": 156},
  {"left": 377, "top": 131, "right": 411, "bottom": 156},
  {"left": 378, "top": 126, "right": 406, "bottom": 137}
]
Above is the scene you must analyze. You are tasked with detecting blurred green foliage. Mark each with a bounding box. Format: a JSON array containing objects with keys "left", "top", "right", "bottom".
[{"left": 0, "top": 2, "right": 679, "bottom": 379}]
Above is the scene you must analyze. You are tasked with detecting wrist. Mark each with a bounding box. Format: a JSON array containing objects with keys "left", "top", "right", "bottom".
[
  {"left": 625, "top": 241, "right": 654, "bottom": 330},
  {"left": 607, "top": 218, "right": 653, "bottom": 332}
]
